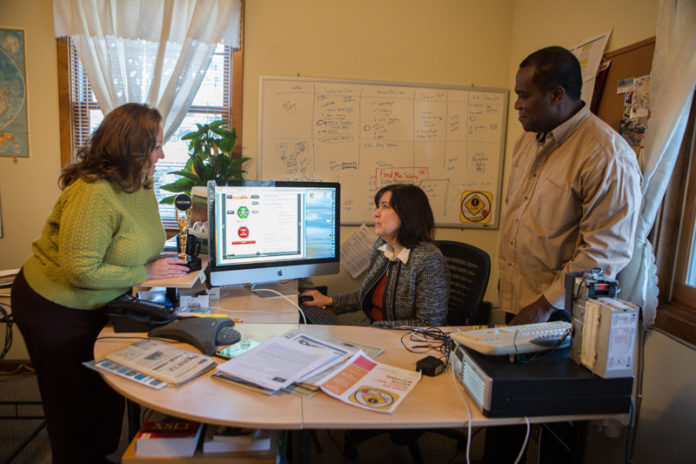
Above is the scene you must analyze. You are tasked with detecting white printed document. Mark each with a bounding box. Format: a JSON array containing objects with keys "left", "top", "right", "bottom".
[
  {"left": 216, "top": 334, "right": 341, "bottom": 393},
  {"left": 341, "top": 224, "right": 378, "bottom": 278},
  {"left": 102, "top": 340, "right": 215, "bottom": 385},
  {"left": 318, "top": 351, "right": 421, "bottom": 414}
]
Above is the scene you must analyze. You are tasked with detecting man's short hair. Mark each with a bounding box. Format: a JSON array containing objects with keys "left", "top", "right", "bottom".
[{"left": 520, "top": 46, "right": 582, "bottom": 100}]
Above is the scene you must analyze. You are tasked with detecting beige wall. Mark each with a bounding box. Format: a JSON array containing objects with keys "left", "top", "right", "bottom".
[
  {"left": 243, "top": 0, "right": 516, "bottom": 299},
  {"left": 0, "top": 0, "right": 61, "bottom": 271},
  {"left": 242, "top": 0, "right": 659, "bottom": 303},
  {"left": 0, "top": 0, "right": 658, "bottom": 357}
]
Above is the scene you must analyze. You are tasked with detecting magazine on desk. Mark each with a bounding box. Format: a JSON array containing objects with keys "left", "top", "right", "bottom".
[
  {"left": 96, "top": 340, "right": 216, "bottom": 386},
  {"left": 318, "top": 350, "right": 421, "bottom": 414}
]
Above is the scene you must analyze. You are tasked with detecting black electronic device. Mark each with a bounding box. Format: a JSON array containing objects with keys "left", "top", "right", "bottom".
[
  {"left": 451, "top": 344, "right": 633, "bottom": 417},
  {"left": 183, "top": 255, "right": 203, "bottom": 272},
  {"left": 106, "top": 293, "right": 176, "bottom": 332},
  {"left": 148, "top": 317, "right": 240, "bottom": 355},
  {"left": 416, "top": 355, "right": 445, "bottom": 376}
]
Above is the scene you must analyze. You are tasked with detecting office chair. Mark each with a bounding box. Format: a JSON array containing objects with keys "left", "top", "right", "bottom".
[
  {"left": 436, "top": 239, "right": 491, "bottom": 326},
  {"left": 343, "top": 240, "right": 491, "bottom": 463}
]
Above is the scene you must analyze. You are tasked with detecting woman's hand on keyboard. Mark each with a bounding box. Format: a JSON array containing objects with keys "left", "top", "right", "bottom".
[{"left": 299, "top": 289, "right": 333, "bottom": 307}]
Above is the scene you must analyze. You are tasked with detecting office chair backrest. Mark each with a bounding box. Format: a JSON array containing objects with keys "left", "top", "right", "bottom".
[{"left": 435, "top": 240, "right": 491, "bottom": 325}]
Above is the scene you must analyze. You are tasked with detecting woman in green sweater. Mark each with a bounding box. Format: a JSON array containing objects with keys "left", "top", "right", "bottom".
[{"left": 11, "top": 103, "right": 189, "bottom": 463}]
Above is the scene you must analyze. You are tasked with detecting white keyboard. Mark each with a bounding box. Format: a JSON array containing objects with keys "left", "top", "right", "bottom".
[{"left": 450, "top": 321, "right": 572, "bottom": 356}]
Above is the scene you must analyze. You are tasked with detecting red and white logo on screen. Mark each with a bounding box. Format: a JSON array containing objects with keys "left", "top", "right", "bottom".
[{"left": 238, "top": 227, "right": 249, "bottom": 238}]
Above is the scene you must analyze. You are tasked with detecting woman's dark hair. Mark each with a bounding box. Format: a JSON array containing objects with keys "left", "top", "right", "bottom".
[
  {"left": 519, "top": 46, "right": 582, "bottom": 100},
  {"left": 59, "top": 103, "right": 162, "bottom": 192},
  {"left": 374, "top": 184, "right": 435, "bottom": 248}
]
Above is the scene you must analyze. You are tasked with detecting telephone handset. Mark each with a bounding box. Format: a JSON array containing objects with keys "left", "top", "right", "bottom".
[{"left": 107, "top": 293, "right": 176, "bottom": 332}]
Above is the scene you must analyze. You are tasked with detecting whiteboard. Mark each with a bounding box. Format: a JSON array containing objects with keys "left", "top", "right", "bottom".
[{"left": 259, "top": 76, "right": 508, "bottom": 228}]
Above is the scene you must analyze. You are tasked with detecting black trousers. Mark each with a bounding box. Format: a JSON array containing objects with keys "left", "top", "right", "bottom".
[{"left": 11, "top": 270, "right": 124, "bottom": 464}]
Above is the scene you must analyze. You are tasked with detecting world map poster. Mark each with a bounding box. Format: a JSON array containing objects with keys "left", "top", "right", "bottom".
[{"left": 0, "top": 28, "right": 28, "bottom": 158}]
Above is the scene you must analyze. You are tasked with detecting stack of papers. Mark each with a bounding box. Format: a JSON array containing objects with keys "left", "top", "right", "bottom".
[
  {"left": 202, "top": 427, "right": 272, "bottom": 454},
  {"left": 213, "top": 331, "right": 421, "bottom": 413},
  {"left": 0, "top": 269, "right": 19, "bottom": 288},
  {"left": 87, "top": 340, "right": 216, "bottom": 388},
  {"left": 215, "top": 333, "right": 349, "bottom": 394}
]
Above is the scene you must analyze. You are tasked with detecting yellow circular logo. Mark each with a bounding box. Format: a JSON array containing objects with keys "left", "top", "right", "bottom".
[{"left": 460, "top": 191, "right": 492, "bottom": 223}]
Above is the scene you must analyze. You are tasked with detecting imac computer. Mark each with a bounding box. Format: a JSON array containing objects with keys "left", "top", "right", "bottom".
[{"left": 207, "top": 180, "right": 340, "bottom": 290}]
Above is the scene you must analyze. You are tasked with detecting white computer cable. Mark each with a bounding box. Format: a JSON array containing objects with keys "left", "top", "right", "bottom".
[
  {"left": 250, "top": 286, "right": 307, "bottom": 324},
  {"left": 449, "top": 360, "right": 473, "bottom": 464},
  {"left": 513, "top": 416, "right": 531, "bottom": 464}
]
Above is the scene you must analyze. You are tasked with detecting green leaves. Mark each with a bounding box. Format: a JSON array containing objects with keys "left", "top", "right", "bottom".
[{"left": 159, "top": 120, "right": 248, "bottom": 204}]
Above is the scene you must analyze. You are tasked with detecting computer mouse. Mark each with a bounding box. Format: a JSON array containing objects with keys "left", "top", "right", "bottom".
[{"left": 298, "top": 294, "right": 314, "bottom": 305}]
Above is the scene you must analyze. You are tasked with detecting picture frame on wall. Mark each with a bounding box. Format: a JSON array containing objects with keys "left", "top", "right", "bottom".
[{"left": 0, "top": 27, "right": 29, "bottom": 158}]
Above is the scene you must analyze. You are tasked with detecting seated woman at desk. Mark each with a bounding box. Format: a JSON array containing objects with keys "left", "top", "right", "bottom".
[
  {"left": 301, "top": 183, "right": 449, "bottom": 327},
  {"left": 11, "top": 103, "right": 189, "bottom": 464}
]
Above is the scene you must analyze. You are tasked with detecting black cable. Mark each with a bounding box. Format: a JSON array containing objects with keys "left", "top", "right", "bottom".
[
  {"left": 625, "top": 398, "right": 635, "bottom": 464},
  {"left": 400, "top": 327, "right": 452, "bottom": 367},
  {"left": 513, "top": 327, "right": 572, "bottom": 364},
  {"left": 0, "top": 302, "right": 13, "bottom": 361}
]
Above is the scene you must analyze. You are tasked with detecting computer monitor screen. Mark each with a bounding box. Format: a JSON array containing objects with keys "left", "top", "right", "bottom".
[{"left": 207, "top": 180, "right": 340, "bottom": 287}]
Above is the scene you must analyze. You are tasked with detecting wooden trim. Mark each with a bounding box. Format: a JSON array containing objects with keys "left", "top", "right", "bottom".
[
  {"left": 603, "top": 36, "right": 656, "bottom": 59},
  {"left": 654, "top": 130, "right": 690, "bottom": 299},
  {"left": 673, "top": 109, "right": 696, "bottom": 300},
  {"left": 56, "top": 37, "right": 73, "bottom": 168},
  {"left": 655, "top": 302, "right": 696, "bottom": 346},
  {"left": 654, "top": 91, "right": 696, "bottom": 343},
  {"left": 0, "top": 360, "right": 35, "bottom": 373},
  {"left": 231, "top": 0, "right": 244, "bottom": 158}
]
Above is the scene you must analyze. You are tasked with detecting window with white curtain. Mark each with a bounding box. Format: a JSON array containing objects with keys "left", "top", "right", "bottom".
[
  {"left": 60, "top": 39, "right": 240, "bottom": 229},
  {"left": 655, "top": 92, "right": 696, "bottom": 345},
  {"left": 54, "top": 0, "right": 244, "bottom": 230}
]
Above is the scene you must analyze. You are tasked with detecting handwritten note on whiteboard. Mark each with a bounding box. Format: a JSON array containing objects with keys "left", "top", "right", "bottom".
[{"left": 259, "top": 77, "right": 508, "bottom": 228}]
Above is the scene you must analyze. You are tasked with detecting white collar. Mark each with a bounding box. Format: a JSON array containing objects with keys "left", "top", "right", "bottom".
[{"left": 378, "top": 243, "right": 411, "bottom": 264}]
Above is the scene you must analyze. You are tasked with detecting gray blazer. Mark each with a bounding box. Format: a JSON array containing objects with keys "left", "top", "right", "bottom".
[{"left": 332, "top": 238, "right": 449, "bottom": 327}]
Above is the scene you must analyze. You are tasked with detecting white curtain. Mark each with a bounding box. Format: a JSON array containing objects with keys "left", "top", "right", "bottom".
[
  {"left": 618, "top": 0, "right": 696, "bottom": 325},
  {"left": 53, "top": 0, "right": 242, "bottom": 140}
]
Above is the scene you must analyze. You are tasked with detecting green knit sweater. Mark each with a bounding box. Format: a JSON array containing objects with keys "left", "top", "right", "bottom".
[{"left": 23, "top": 178, "right": 165, "bottom": 310}]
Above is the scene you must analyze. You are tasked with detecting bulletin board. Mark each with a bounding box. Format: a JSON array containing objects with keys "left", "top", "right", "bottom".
[
  {"left": 594, "top": 37, "right": 655, "bottom": 131},
  {"left": 258, "top": 76, "right": 508, "bottom": 228}
]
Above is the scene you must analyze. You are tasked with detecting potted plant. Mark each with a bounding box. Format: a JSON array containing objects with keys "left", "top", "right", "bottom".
[{"left": 159, "top": 120, "right": 249, "bottom": 206}]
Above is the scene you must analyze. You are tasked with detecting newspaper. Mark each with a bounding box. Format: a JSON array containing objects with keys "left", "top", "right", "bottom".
[
  {"left": 216, "top": 334, "right": 342, "bottom": 393},
  {"left": 102, "top": 340, "right": 216, "bottom": 385},
  {"left": 318, "top": 351, "right": 421, "bottom": 414}
]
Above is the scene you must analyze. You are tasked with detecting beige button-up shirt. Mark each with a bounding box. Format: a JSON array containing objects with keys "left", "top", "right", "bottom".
[{"left": 499, "top": 106, "right": 642, "bottom": 314}]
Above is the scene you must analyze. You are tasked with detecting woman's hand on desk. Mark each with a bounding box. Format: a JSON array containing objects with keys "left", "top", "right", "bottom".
[
  {"left": 145, "top": 257, "right": 189, "bottom": 280},
  {"left": 300, "top": 289, "right": 333, "bottom": 307}
]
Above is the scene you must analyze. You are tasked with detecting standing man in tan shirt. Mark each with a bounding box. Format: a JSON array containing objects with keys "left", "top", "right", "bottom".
[
  {"left": 499, "top": 46, "right": 642, "bottom": 326},
  {"left": 485, "top": 45, "right": 642, "bottom": 464}
]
